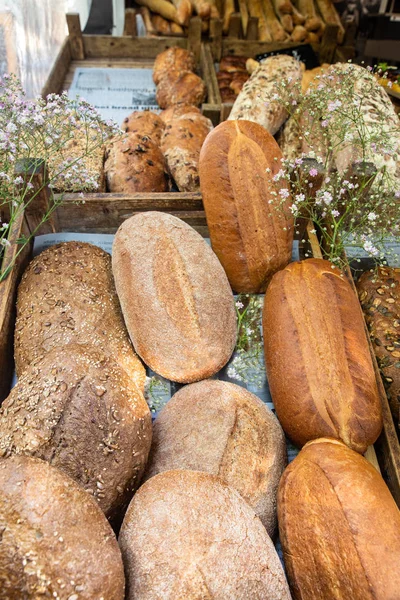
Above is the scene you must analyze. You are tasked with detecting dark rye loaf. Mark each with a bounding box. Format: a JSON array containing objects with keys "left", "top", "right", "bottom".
[
  {"left": 0, "top": 345, "right": 152, "bottom": 521},
  {"left": 144, "top": 380, "right": 286, "bottom": 538},
  {"left": 0, "top": 455, "right": 124, "bottom": 599},
  {"left": 112, "top": 212, "right": 237, "bottom": 383},
  {"left": 119, "top": 470, "right": 291, "bottom": 600}
]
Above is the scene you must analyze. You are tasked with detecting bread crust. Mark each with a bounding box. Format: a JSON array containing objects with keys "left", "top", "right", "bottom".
[
  {"left": 153, "top": 47, "right": 196, "bottom": 85},
  {"left": 156, "top": 70, "right": 207, "bottom": 109},
  {"left": 0, "top": 455, "right": 125, "bottom": 599},
  {"left": 0, "top": 345, "right": 152, "bottom": 521},
  {"left": 121, "top": 110, "right": 165, "bottom": 143},
  {"left": 278, "top": 438, "right": 400, "bottom": 599},
  {"left": 199, "top": 119, "right": 294, "bottom": 293},
  {"left": 112, "top": 212, "right": 237, "bottom": 383},
  {"left": 263, "top": 258, "right": 383, "bottom": 453},
  {"left": 159, "top": 103, "right": 201, "bottom": 123},
  {"left": 119, "top": 470, "right": 292, "bottom": 600},
  {"left": 144, "top": 380, "right": 286, "bottom": 537}
]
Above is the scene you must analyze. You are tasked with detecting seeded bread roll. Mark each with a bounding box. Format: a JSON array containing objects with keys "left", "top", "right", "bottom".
[
  {"left": 144, "top": 380, "right": 286, "bottom": 538},
  {"left": 112, "top": 212, "right": 237, "bottom": 383},
  {"left": 0, "top": 345, "right": 152, "bottom": 521},
  {"left": 121, "top": 111, "right": 165, "bottom": 144},
  {"left": 105, "top": 133, "right": 168, "bottom": 193},
  {"left": 159, "top": 103, "right": 201, "bottom": 123},
  {"left": 0, "top": 455, "right": 124, "bottom": 599},
  {"left": 119, "top": 470, "right": 292, "bottom": 600},
  {"left": 263, "top": 259, "right": 383, "bottom": 453},
  {"left": 199, "top": 119, "right": 294, "bottom": 293},
  {"left": 153, "top": 47, "right": 196, "bottom": 85},
  {"left": 14, "top": 242, "right": 146, "bottom": 391},
  {"left": 278, "top": 438, "right": 400, "bottom": 599},
  {"left": 156, "top": 70, "right": 207, "bottom": 109},
  {"left": 357, "top": 266, "right": 400, "bottom": 427}
]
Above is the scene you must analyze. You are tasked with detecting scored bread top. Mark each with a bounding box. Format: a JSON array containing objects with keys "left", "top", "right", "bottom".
[{"left": 14, "top": 241, "right": 146, "bottom": 391}]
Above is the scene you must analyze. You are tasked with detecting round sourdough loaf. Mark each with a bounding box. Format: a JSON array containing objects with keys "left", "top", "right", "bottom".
[
  {"left": 153, "top": 47, "right": 196, "bottom": 85},
  {"left": 14, "top": 241, "right": 146, "bottom": 391},
  {"left": 199, "top": 119, "right": 294, "bottom": 293},
  {"left": 119, "top": 470, "right": 291, "bottom": 600},
  {"left": 112, "top": 212, "right": 237, "bottom": 383},
  {"left": 278, "top": 438, "right": 400, "bottom": 600},
  {"left": 156, "top": 70, "right": 207, "bottom": 109},
  {"left": 121, "top": 110, "right": 165, "bottom": 143},
  {"left": 144, "top": 380, "right": 286, "bottom": 537},
  {"left": 0, "top": 455, "right": 125, "bottom": 599},
  {"left": 263, "top": 258, "right": 382, "bottom": 453},
  {"left": 0, "top": 344, "right": 152, "bottom": 521}
]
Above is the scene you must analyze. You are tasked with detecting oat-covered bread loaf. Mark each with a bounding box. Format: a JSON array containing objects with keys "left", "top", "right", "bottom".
[
  {"left": 119, "top": 470, "right": 292, "bottom": 600},
  {"left": 357, "top": 265, "right": 400, "bottom": 427},
  {"left": 156, "top": 70, "right": 207, "bottom": 109},
  {"left": 161, "top": 112, "right": 213, "bottom": 191},
  {"left": 263, "top": 259, "right": 382, "bottom": 453},
  {"left": 112, "top": 212, "right": 236, "bottom": 383},
  {"left": 121, "top": 110, "right": 165, "bottom": 144},
  {"left": 153, "top": 47, "right": 196, "bottom": 85},
  {"left": 199, "top": 119, "right": 294, "bottom": 293},
  {"left": 0, "top": 345, "right": 152, "bottom": 521},
  {"left": 14, "top": 242, "right": 146, "bottom": 391},
  {"left": 144, "top": 380, "right": 286, "bottom": 537},
  {"left": 278, "top": 438, "right": 400, "bottom": 599},
  {"left": 105, "top": 133, "right": 168, "bottom": 193},
  {"left": 159, "top": 103, "right": 201, "bottom": 123},
  {"left": 0, "top": 455, "right": 125, "bottom": 599}
]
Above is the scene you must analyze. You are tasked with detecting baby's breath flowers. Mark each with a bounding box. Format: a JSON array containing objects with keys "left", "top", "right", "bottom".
[
  {"left": 272, "top": 62, "right": 400, "bottom": 269},
  {"left": 0, "top": 74, "right": 119, "bottom": 281}
]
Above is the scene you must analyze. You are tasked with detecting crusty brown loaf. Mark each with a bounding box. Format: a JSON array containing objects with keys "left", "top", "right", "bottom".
[
  {"left": 263, "top": 258, "right": 383, "bottom": 453},
  {"left": 105, "top": 133, "right": 168, "bottom": 193},
  {"left": 119, "top": 470, "right": 292, "bottom": 600},
  {"left": 156, "top": 70, "right": 207, "bottom": 109},
  {"left": 112, "top": 212, "right": 237, "bottom": 383},
  {"left": 0, "top": 345, "right": 152, "bottom": 521},
  {"left": 161, "top": 112, "right": 213, "bottom": 191},
  {"left": 219, "top": 55, "right": 248, "bottom": 71},
  {"left": 278, "top": 438, "right": 400, "bottom": 600},
  {"left": 144, "top": 380, "right": 286, "bottom": 538},
  {"left": 14, "top": 242, "right": 146, "bottom": 391},
  {"left": 199, "top": 119, "right": 294, "bottom": 293},
  {"left": 153, "top": 47, "right": 196, "bottom": 85},
  {"left": 159, "top": 103, "right": 201, "bottom": 123},
  {"left": 0, "top": 455, "right": 124, "bottom": 599},
  {"left": 357, "top": 266, "right": 400, "bottom": 427},
  {"left": 121, "top": 110, "right": 165, "bottom": 144}
]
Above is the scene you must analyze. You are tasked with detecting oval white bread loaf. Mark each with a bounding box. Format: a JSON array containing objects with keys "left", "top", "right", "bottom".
[
  {"left": 0, "top": 345, "right": 152, "bottom": 521},
  {"left": 144, "top": 380, "right": 286, "bottom": 538},
  {"left": 278, "top": 438, "right": 400, "bottom": 599},
  {"left": 112, "top": 212, "right": 237, "bottom": 383},
  {"left": 0, "top": 455, "right": 124, "bottom": 599},
  {"left": 263, "top": 258, "right": 382, "bottom": 453},
  {"left": 199, "top": 119, "right": 294, "bottom": 293},
  {"left": 119, "top": 470, "right": 292, "bottom": 599}
]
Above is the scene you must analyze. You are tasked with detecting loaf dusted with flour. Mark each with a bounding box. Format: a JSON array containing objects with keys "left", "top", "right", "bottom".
[
  {"left": 144, "top": 380, "right": 286, "bottom": 538},
  {"left": 0, "top": 345, "right": 152, "bottom": 521},
  {"left": 278, "top": 438, "right": 400, "bottom": 599},
  {"left": 199, "top": 119, "right": 294, "bottom": 293},
  {"left": 263, "top": 258, "right": 382, "bottom": 453},
  {"left": 0, "top": 455, "right": 124, "bottom": 599},
  {"left": 119, "top": 470, "right": 292, "bottom": 600},
  {"left": 14, "top": 242, "right": 145, "bottom": 391},
  {"left": 112, "top": 212, "right": 236, "bottom": 382}
]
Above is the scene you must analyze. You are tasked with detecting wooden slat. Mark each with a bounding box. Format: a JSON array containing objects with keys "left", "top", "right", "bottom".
[
  {"left": 364, "top": 39, "right": 400, "bottom": 62},
  {"left": 246, "top": 17, "right": 259, "bottom": 41},
  {"left": 66, "top": 13, "right": 85, "bottom": 60},
  {"left": 209, "top": 18, "right": 223, "bottom": 61},
  {"left": 41, "top": 38, "right": 72, "bottom": 97},
  {"left": 228, "top": 13, "right": 243, "bottom": 38},
  {"left": 187, "top": 16, "right": 202, "bottom": 64},
  {"left": 16, "top": 160, "right": 58, "bottom": 236},
  {"left": 123, "top": 8, "right": 137, "bottom": 36},
  {"left": 221, "top": 38, "right": 320, "bottom": 57},
  {"left": 82, "top": 35, "right": 187, "bottom": 58}
]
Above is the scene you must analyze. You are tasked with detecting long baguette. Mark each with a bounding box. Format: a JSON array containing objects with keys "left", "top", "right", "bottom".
[
  {"left": 292, "top": 4, "right": 306, "bottom": 24},
  {"left": 247, "top": 0, "right": 273, "bottom": 42},
  {"left": 171, "top": 0, "right": 193, "bottom": 25},
  {"left": 140, "top": 6, "right": 156, "bottom": 34},
  {"left": 315, "top": 0, "right": 345, "bottom": 43},
  {"left": 295, "top": 0, "right": 323, "bottom": 30},
  {"left": 223, "top": 0, "right": 236, "bottom": 34},
  {"left": 135, "top": 0, "right": 180, "bottom": 23},
  {"left": 261, "top": 0, "right": 290, "bottom": 41},
  {"left": 171, "top": 21, "right": 185, "bottom": 33},
  {"left": 189, "top": 0, "right": 211, "bottom": 17},
  {"left": 152, "top": 14, "right": 171, "bottom": 33},
  {"left": 281, "top": 13, "right": 294, "bottom": 32}
]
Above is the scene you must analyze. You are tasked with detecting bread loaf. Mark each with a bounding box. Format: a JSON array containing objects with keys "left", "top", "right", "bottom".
[
  {"left": 263, "top": 258, "right": 382, "bottom": 453},
  {"left": 0, "top": 455, "right": 124, "bottom": 599},
  {"left": 278, "top": 115, "right": 302, "bottom": 162},
  {"left": 159, "top": 103, "right": 201, "bottom": 123},
  {"left": 0, "top": 345, "right": 152, "bottom": 521},
  {"left": 119, "top": 470, "right": 292, "bottom": 599},
  {"left": 228, "top": 55, "right": 302, "bottom": 134},
  {"left": 112, "top": 212, "right": 237, "bottom": 383},
  {"left": 105, "top": 133, "right": 168, "bottom": 193},
  {"left": 153, "top": 47, "right": 196, "bottom": 85},
  {"left": 14, "top": 242, "right": 146, "bottom": 391},
  {"left": 144, "top": 380, "right": 286, "bottom": 537},
  {"left": 278, "top": 438, "right": 400, "bottom": 599},
  {"left": 357, "top": 266, "right": 400, "bottom": 427},
  {"left": 121, "top": 111, "right": 165, "bottom": 143},
  {"left": 161, "top": 112, "right": 213, "bottom": 191},
  {"left": 199, "top": 120, "right": 294, "bottom": 293},
  {"left": 156, "top": 70, "right": 207, "bottom": 109}
]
